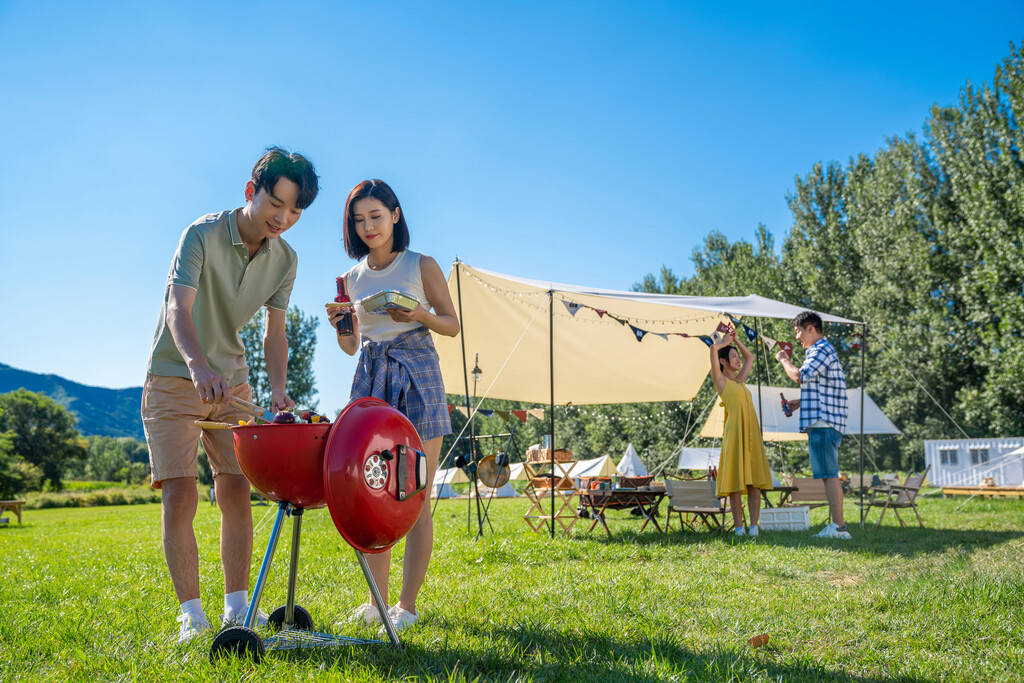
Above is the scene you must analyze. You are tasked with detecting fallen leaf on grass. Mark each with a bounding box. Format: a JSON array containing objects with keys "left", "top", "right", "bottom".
[{"left": 748, "top": 633, "right": 770, "bottom": 648}]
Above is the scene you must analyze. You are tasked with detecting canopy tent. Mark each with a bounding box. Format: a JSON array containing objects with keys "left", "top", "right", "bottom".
[
  {"left": 617, "top": 443, "right": 648, "bottom": 476},
  {"left": 436, "top": 261, "right": 872, "bottom": 531},
  {"left": 435, "top": 262, "right": 861, "bottom": 407},
  {"left": 434, "top": 466, "right": 470, "bottom": 486},
  {"left": 431, "top": 482, "right": 459, "bottom": 499},
  {"left": 699, "top": 386, "right": 900, "bottom": 441}
]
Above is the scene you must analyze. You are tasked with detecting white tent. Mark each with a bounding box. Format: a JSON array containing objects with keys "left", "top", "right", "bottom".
[
  {"left": 568, "top": 454, "right": 618, "bottom": 480},
  {"left": 434, "top": 262, "right": 861, "bottom": 406},
  {"left": 677, "top": 447, "right": 722, "bottom": 470},
  {"left": 699, "top": 386, "right": 900, "bottom": 441},
  {"left": 617, "top": 443, "right": 648, "bottom": 476},
  {"left": 431, "top": 482, "right": 459, "bottom": 499},
  {"left": 433, "top": 466, "right": 470, "bottom": 485},
  {"left": 475, "top": 480, "right": 519, "bottom": 497}
]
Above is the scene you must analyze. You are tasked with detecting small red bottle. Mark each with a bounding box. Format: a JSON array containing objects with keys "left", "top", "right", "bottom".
[{"left": 334, "top": 276, "right": 354, "bottom": 337}]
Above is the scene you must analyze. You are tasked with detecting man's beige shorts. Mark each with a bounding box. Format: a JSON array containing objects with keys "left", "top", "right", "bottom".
[{"left": 141, "top": 374, "right": 254, "bottom": 488}]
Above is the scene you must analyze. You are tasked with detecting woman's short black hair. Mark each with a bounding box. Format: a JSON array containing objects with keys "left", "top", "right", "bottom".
[
  {"left": 251, "top": 146, "right": 320, "bottom": 210},
  {"left": 791, "top": 310, "right": 823, "bottom": 333},
  {"left": 717, "top": 345, "right": 737, "bottom": 369},
  {"left": 342, "top": 179, "right": 410, "bottom": 259}
]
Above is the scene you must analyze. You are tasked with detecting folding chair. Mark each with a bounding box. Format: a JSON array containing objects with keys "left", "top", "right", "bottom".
[
  {"left": 664, "top": 479, "right": 731, "bottom": 532},
  {"left": 864, "top": 466, "right": 930, "bottom": 529}
]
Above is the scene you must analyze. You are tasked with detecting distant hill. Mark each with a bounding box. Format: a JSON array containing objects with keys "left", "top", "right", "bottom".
[{"left": 0, "top": 362, "right": 144, "bottom": 441}]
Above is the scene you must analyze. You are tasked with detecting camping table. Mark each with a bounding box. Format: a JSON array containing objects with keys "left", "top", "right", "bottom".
[
  {"left": 579, "top": 488, "right": 666, "bottom": 536},
  {"left": 760, "top": 486, "right": 797, "bottom": 508}
]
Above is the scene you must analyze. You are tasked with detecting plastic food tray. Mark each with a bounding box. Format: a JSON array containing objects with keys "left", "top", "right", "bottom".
[
  {"left": 360, "top": 290, "right": 418, "bottom": 315},
  {"left": 758, "top": 505, "right": 811, "bottom": 531}
]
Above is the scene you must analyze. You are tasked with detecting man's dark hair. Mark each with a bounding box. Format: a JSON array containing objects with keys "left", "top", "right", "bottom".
[
  {"left": 343, "top": 179, "right": 410, "bottom": 259},
  {"left": 791, "top": 310, "right": 823, "bottom": 333},
  {"left": 251, "top": 147, "right": 320, "bottom": 210}
]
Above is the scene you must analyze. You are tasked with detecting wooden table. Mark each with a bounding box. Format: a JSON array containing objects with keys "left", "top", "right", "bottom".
[
  {"left": 760, "top": 486, "right": 797, "bottom": 508},
  {"left": 578, "top": 488, "right": 667, "bottom": 536},
  {"left": 0, "top": 500, "right": 26, "bottom": 525}
]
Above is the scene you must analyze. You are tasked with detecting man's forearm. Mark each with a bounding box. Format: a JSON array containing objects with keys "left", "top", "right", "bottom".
[
  {"left": 780, "top": 358, "right": 801, "bottom": 384},
  {"left": 264, "top": 331, "right": 289, "bottom": 394}
]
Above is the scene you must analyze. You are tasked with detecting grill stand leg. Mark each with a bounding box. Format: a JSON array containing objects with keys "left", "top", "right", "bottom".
[
  {"left": 284, "top": 508, "right": 304, "bottom": 628},
  {"left": 244, "top": 501, "right": 288, "bottom": 629},
  {"left": 355, "top": 550, "right": 400, "bottom": 646}
]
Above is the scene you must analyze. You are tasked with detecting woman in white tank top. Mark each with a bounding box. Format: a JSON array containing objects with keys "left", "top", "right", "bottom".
[{"left": 326, "top": 179, "right": 460, "bottom": 634}]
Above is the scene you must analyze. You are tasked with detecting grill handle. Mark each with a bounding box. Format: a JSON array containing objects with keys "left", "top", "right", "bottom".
[{"left": 396, "top": 444, "right": 427, "bottom": 501}]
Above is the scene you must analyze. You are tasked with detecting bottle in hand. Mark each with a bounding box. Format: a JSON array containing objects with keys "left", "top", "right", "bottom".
[
  {"left": 780, "top": 392, "right": 792, "bottom": 417},
  {"left": 333, "top": 276, "right": 354, "bottom": 337}
]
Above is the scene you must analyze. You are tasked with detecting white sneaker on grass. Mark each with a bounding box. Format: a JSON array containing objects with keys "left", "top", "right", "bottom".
[
  {"left": 749, "top": 525, "right": 759, "bottom": 537},
  {"left": 176, "top": 613, "right": 211, "bottom": 643},
  {"left": 380, "top": 605, "right": 419, "bottom": 634},
  {"left": 734, "top": 527, "right": 747, "bottom": 537},
  {"left": 346, "top": 602, "right": 383, "bottom": 626},
  {"left": 832, "top": 526, "right": 852, "bottom": 540},
  {"left": 220, "top": 608, "right": 269, "bottom": 628},
  {"left": 814, "top": 522, "right": 839, "bottom": 538}
]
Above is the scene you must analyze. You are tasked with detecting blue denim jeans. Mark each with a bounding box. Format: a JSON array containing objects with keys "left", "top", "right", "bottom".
[{"left": 807, "top": 427, "right": 842, "bottom": 479}]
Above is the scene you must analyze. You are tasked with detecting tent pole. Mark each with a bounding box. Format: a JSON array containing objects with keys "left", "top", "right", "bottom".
[
  {"left": 754, "top": 318, "right": 764, "bottom": 442},
  {"left": 859, "top": 322, "right": 867, "bottom": 528},
  {"left": 453, "top": 260, "right": 478, "bottom": 535},
  {"left": 549, "top": 289, "right": 556, "bottom": 539}
]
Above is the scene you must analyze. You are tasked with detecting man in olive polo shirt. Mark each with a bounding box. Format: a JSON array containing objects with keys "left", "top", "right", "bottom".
[{"left": 142, "top": 147, "right": 319, "bottom": 643}]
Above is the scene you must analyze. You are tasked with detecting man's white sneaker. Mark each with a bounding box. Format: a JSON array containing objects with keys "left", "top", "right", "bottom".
[
  {"left": 734, "top": 527, "right": 747, "bottom": 537},
  {"left": 814, "top": 522, "right": 839, "bottom": 538},
  {"left": 748, "top": 525, "right": 759, "bottom": 537},
  {"left": 176, "top": 613, "right": 212, "bottom": 643},
  {"left": 832, "top": 526, "right": 852, "bottom": 540},
  {"left": 220, "top": 608, "right": 269, "bottom": 628}
]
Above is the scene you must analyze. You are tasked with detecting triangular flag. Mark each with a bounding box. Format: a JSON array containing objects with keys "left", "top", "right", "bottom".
[
  {"left": 495, "top": 410, "right": 510, "bottom": 421},
  {"left": 716, "top": 322, "right": 731, "bottom": 335},
  {"left": 762, "top": 335, "right": 777, "bottom": 350},
  {"left": 730, "top": 315, "right": 743, "bottom": 325},
  {"left": 561, "top": 300, "right": 582, "bottom": 316},
  {"left": 456, "top": 406, "right": 470, "bottom": 417},
  {"left": 743, "top": 324, "right": 758, "bottom": 342},
  {"left": 697, "top": 335, "right": 714, "bottom": 347},
  {"left": 629, "top": 325, "right": 648, "bottom": 342},
  {"left": 594, "top": 309, "right": 606, "bottom": 318},
  {"left": 653, "top": 332, "right": 668, "bottom": 341},
  {"left": 610, "top": 315, "right": 628, "bottom": 326},
  {"left": 478, "top": 409, "right": 493, "bottom": 417},
  {"left": 512, "top": 410, "right": 527, "bottom": 423},
  {"left": 778, "top": 341, "right": 794, "bottom": 357},
  {"left": 447, "top": 403, "right": 455, "bottom": 415},
  {"left": 528, "top": 408, "right": 545, "bottom": 419}
]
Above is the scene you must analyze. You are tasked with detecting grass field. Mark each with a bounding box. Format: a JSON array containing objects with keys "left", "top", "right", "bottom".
[{"left": 1, "top": 492, "right": 1022, "bottom": 682}]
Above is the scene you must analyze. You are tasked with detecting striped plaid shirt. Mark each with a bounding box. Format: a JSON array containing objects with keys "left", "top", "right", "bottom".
[{"left": 798, "top": 338, "right": 848, "bottom": 434}]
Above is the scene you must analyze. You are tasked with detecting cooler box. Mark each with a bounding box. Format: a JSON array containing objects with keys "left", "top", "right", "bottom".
[{"left": 759, "top": 506, "right": 810, "bottom": 531}]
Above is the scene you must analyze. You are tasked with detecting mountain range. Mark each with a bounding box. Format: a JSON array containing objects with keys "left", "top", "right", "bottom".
[{"left": 0, "top": 362, "right": 144, "bottom": 441}]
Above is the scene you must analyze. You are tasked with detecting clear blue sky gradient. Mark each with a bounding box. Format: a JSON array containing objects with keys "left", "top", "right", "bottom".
[{"left": 1, "top": 1, "right": 1021, "bottom": 416}]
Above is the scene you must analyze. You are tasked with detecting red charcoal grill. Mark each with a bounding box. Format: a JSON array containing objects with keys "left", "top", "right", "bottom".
[{"left": 210, "top": 397, "right": 429, "bottom": 661}]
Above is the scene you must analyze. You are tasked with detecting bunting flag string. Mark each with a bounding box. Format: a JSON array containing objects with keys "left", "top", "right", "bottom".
[
  {"left": 447, "top": 404, "right": 545, "bottom": 423},
  {"left": 563, "top": 403, "right": 687, "bottom": 424}
]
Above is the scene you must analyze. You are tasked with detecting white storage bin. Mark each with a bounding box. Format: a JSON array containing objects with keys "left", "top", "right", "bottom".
[{"left": 759, "top": 506, "right": 810, "bottom": 531}]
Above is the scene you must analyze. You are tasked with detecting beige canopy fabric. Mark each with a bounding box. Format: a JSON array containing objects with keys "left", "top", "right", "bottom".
[
  {"left": 699, "top": 385, "right": 900, "bottom": 441},
  {"left": 434, "top": 262, "right": 861, "bottom": 406},
  {"left": 436, "top": 263, "right": 725, "bottom": 404}
]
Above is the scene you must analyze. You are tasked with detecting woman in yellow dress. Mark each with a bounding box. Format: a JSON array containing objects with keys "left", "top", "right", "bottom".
[{"left": 710, "top": 326, "right": 773, "bottom": 537}]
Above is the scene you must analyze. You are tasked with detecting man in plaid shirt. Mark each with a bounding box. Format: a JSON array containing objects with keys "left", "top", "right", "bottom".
[{"left": 776, "top": 311, "right": 851, "bottom": 539}]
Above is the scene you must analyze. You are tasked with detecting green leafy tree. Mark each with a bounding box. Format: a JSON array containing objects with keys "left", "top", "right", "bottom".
[
  {"left": 0, "top": 389, "right": 87, "bottom": 490},
  {"left": 239, "top": 305, "right": 320, "bottom": 409},
  {"left": 0, "top": 430, "right": 44, "bottom": 498}
]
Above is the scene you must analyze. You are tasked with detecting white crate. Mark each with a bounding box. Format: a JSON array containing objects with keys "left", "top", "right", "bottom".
[{"left": 758, "top": 506, "right": 810, "bottom": 531}]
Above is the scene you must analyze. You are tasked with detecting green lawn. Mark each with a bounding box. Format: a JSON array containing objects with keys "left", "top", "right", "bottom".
[{"left": 1, "top": 493, "right": 1022, "bottom": 682}]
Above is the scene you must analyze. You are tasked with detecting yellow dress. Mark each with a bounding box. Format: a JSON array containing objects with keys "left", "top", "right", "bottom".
[{"left": 716, "top": 380, "right": 774, "bottom": 496}]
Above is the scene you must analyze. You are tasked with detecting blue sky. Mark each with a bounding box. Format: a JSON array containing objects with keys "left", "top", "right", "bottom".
[{"left": 1, "top": 1, "right": 1020, "bottom": 416}]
